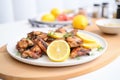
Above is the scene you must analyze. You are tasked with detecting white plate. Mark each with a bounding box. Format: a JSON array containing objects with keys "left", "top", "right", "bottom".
[
  {"left": 35, "top": 12, "right": 72, "bottom": 25},
  {"left": 7, "top": 29, "right": 107, "bottom": 67}
]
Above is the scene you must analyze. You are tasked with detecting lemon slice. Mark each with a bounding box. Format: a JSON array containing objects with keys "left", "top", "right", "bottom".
[
  {"left": 48, "top": 31, "right": 64, "bottom": 39},
  {"left": 76, "top": 32, "right": 96, "bottom": 43},
  {"left": 47, "top": 40, "right": 70, "bottom": 62},
  {"left": 82, "top": 42, "right": 101, "bottom": 49}
]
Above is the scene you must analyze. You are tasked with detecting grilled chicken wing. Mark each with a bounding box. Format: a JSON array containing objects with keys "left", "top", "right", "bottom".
[
  {"left": 33, "top": 37, "right": 48, "bottom": 53},
  {"left": 27, "top": 31, "right": 48, "bottom": 41},
  {"left": 22, "top": 45, "right": 42, "bottom": 59},
  {"left": 16, "top": 38, "right": 43, "bottom": 59},
  {"left": 66, "top": 36, "right": 83, "bottom": 48},
  {"left": 16, "top": 38, "right": 34, "bottom": 53},
  {"left": 55, "top": 27, "right": 67, "bottom": 33},
  {"left": 70, "top": 47, "right": 91, "bottom": 58}
]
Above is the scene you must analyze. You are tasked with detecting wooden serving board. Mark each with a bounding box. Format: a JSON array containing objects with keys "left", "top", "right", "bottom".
[{"left": 0, "top": 19, "right": 120, "bottom": 80}]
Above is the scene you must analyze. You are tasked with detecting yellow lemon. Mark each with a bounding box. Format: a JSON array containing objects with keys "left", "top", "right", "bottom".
[
  {"left": 51, "top": 8, "right": 61, "bottom": 18},
  {"left": 72, "top": 15, "right": 88, "bottom": 30},
  {"left": 76, "top": 32, "right": 96, "bottom": 43},
  {"left": 82, "top": 42, "right": 101, "bottom": 49},
  {"left": 48, "top": 31, "right": 64, "bottom": 39},
  {"left": 47, "top": 40, "right": 70, "bottom": 62},
  {"left": 41, "top": 13, "right": 55, "bottom": 22}
]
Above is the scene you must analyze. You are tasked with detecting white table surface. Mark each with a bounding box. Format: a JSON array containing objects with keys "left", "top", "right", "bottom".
[{"left": 0, "top": 21, "right": 120, "bottom": 80}]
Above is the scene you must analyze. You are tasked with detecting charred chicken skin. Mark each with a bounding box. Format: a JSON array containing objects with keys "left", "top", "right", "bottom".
[
  {"left": 70, "top": 47, "right": 91, "bottom": 58},
  {"left": 27, "top": 31, "right": 48, "bottom": 41},
  {"left": 22, "top": 45, "right": 42, "bottom": 58},
  {"left": 16, "top": 38, "right": 42, "bottom": 59},
  {"left": 16, "top": 38, "right": 34, "bottom": 53},
  {"left": 33, "top": 37, "right": 48, "bottom": 53},
  {"left": 66, "top": 36, "right": 83, "bottom": 48},
  {"left": 16, "top": 31, "right": 49, "bottom": 59},
  {"left": 55, "top": 27, "right": 67, "bottom": 33}
]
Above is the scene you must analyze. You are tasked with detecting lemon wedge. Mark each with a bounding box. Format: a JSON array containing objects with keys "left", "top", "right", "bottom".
[
  {"left": 48, "top": 31, "right": 64, "bottom": 39},
  {"left": 76, "top": 32, "right": 101, "bottom": 49},
  {"left": 47, "top": 40, "right": 70, "bottom": 62},
  {"left": 82, "top": 42, "right": 101, "bottom": 49},
  {"left": 76, "top": 32, "right": 96, "bottom": 43}
]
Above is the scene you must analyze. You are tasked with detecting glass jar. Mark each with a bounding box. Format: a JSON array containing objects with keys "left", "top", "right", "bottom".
[
  {"left": 101, "top": 2, "right": 109, "bottom": 18},
  {"left": 78, "top": 8, "right": 87, "bottom": 16},
  {"left": 92, "top": 4, "right": 101, "bottom": 18},
  {"left": 116, "top": 4, "right": 120, "bottom": 18}
]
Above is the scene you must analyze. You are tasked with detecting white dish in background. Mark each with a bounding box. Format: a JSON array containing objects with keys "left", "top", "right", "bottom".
[
  {"left": 7, "top": 29, "right": 107, "bottom": 67},
  {"left": 96, "top": 19, "right": 120, "bottom": 34},
  {"left": 35, "top": 12, "right": 72, "bottom": 25}
]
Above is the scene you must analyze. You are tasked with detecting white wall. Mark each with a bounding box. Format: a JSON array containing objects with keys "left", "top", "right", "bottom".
[
  {"left": 12, "top": 0, "right": 37, "bottom": 21},
  {"left": 63, "top": 0, "right": 80, "bottom": 9},
  {"left": 0, "top": 0, "right": 14, "bottom": 23},
  {"left": 36, "top": 0, "right": 64, "bottom": 13}
]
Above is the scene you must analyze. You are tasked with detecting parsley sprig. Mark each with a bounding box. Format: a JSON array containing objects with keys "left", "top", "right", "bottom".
[
  {"left": 76, "top": 56, "right": 81, "bottom": 60},
  {"left": 63, "top": 32, "right": 73, "bottom": 38},
  {"left": 16, "top": 52, "right": 20, "bottom": 56},
  {"left": 47, "top": 31, "right": 55, "bottom": 36},
  {"left": 97, "top": 46, "right": 104, "bottom": 51}
]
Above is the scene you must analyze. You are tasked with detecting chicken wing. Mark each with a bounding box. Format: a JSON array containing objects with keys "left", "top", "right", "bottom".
[
  {"left": 66, "top": 36, "right": 83, "bottom": 48},
  {"left": 33, "top": 37, "right": 48, "bottom": 53},
  {"left": 21, "top": 45, "right": 42, "bottom": 59},
  {"left": 16, "top": 38, "right": 34, "bottom": 53},
  {"left": 70, "top": 47, "right": 91, "bottom": 58},
  {"left": 55, "top": 27, "right": 67, "bottom": 33},
  {"left": 27, "top": 31, "right": 48, "bottom": 41}
]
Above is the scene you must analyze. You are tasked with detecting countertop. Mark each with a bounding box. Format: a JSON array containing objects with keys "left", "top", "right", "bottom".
[{"left": 0, "top": 20, "right": 120, "bottom": 80}]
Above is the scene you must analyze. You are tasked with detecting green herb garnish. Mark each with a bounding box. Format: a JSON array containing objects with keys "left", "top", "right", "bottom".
[
  {"left": 63, "top": 32, "right": 72, "bottom": 38},
  {"left": 16, "top": 52, "right": 20, "bottom": 56},
  {"left": 76, "top": 56, "right": 81, "bottom": 60},
  {"left": 26, "top": 37, "right": 30, "bottom": 40},
  {"left": 97, "top": 46, "right": 104, "bottom": 51},
  {"left": 90, "top": 52, "right": 94, "bottom": 56},
  {"left": 47, "top": 31, "right": 55, "bottom": 36}
]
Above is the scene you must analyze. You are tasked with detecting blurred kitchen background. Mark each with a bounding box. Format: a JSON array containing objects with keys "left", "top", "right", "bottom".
[{"left": 0, "top": 0, "right": 119, "bottom": 23}]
